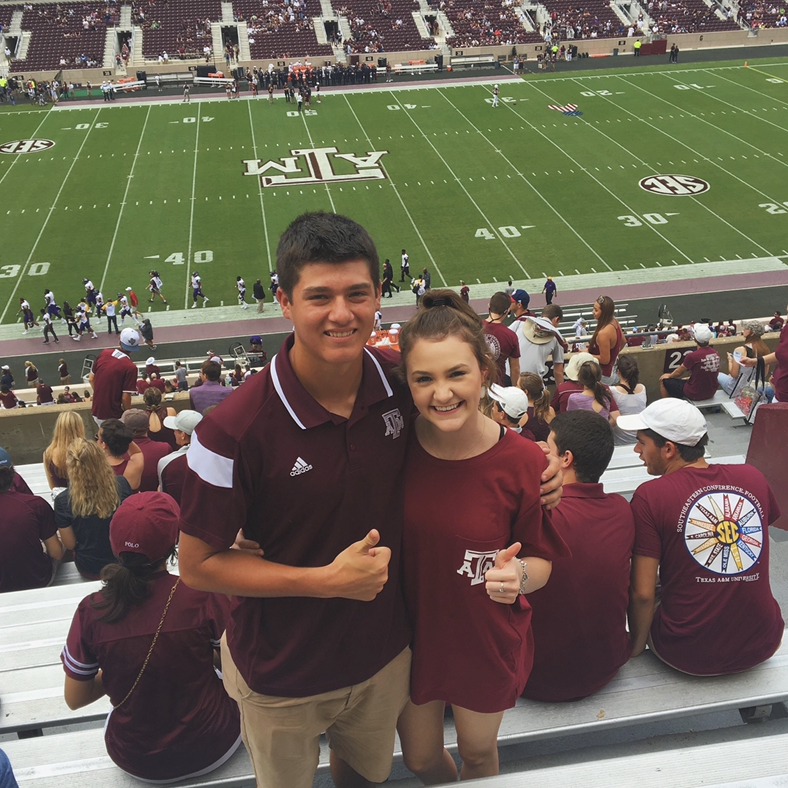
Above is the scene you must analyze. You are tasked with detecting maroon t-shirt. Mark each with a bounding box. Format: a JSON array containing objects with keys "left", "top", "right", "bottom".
[
  {"left": 772, "top": 323, "right": 788, "bottom": 402},
  {"left": 37, "top": 384, "right": 54, "bottom": 404},
  {"left": 62, "top": 572, "right": 240, "bottom": 781},
  {"left": 403, "top": 430, "right": 569, "bottom": 713},
  {"left": 631, "top": 464, "right": 784, "bottom": 675},
  {"left": 135, "top": 436, "right": 172, "bottom": 493},
  {"left": 160, "top": 452, "right": 188, "bottom": 505},
  {"left": 0, "top": 490, "right": 58, "bottom": 592},
  {"left": 523, "top": 483, "right": 634, "bottom": 702},
  {"left": 92, "top": 349, "right": 139, "bottom": 420},
  {"left": 483, "top": 321, "right": 520, "bottom": 382},
  {"left": 0, "top": 389, "right": 18, "bottom": 409},
  {"left": 682, "top": 346, "right": 721, "bottom": 401},
  {"left": 180, "top": 336, "right": 412, "bottom": 697}
]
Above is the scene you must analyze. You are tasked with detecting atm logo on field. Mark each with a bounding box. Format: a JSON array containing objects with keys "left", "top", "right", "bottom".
[
  {"left": 0, "top": 139, "right": 56, "bottom": 154},
  {"left": 242, "top": 147, "right": 388, "bottom": 187},
  {"left": 639, "top": 174, "right": 710, "bottom": 196}
]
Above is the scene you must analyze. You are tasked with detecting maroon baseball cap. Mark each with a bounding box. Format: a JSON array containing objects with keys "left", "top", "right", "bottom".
[{"left": 110, "top": 492, "right": 180, "bottom": 562}]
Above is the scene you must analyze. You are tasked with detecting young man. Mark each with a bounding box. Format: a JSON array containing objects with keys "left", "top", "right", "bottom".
[
  {"left": 191, "top": 272, "right": 209, "bottom": 308},
  {"left": 659, "top": 322, "right": 720, "bottom": 401},
  {"left": 236, "top": 276, "right": 249, "bottom": 309},
  {"left": 620, "top": 399, "right": 784, "bottom": 675},
  {"left": 89, "top": 327, "right": 141, "bottom": 427},
  {"left": 483, "top": 291, "right": 520, "bottom": 386},
  {"left": 523, "top": 411, "right": 634, "bottom": 702},
  {"left": 178, "top": 212, "right": 563, "bottom": 788}
]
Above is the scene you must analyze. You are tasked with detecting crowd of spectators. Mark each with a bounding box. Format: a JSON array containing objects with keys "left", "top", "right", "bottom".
[
  {"left": 335, "top": 0, "right": 435, "bottom": 54},
  {"left": 645, "top": 0, "right": 728, "bottom": 33},
  {"left": 438, "top": 0, "right": 537, "bottom": 48},
  {"left": 737, "top": 0, "right": 788, "bottom": 27}
]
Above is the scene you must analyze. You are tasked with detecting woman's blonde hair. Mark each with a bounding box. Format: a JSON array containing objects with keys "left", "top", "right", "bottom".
[
  {"left": 66, "top": 438, "right": 119, "bottom": 519},
  {"left": 43, "top": 412, "right": 85, "bottom": 478}
]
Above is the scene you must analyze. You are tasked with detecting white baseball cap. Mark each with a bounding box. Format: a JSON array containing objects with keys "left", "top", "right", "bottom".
[
  {"left": 617, "top": 399, "right": 708, "bottom": 446},
  {"left": 163, "top": 409, "right": 203, "bottom": 435},
  {"left": 693, "top": 324, "right": 713, "bottom": 344},
  {"left": 487, "top": 383, "right": 529, "bottom": 420},
  {"left": 146, "top": 356, "right": 156, "bottom": 365},
  {"left": 119, "top": 327, "right": 141, "bottom": 353}
]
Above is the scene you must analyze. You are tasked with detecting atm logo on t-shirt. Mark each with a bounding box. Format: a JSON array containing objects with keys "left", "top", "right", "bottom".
[
  {"left": 682, "top": 487, "right": 765, "bottom": 576},
  {"left": 457, "top": 550, "right": 498, "bottom": 586}
]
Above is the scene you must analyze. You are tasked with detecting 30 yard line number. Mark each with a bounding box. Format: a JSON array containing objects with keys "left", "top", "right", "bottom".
[{"left": 0, "top": 262, "right": 50, "bottom": 278}]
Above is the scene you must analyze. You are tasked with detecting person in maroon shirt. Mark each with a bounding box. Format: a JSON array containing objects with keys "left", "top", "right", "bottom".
[
  {"left": 0, "top": 384, "right": 19, "bottom": 409},
  {"left": 659, "top": 323, "right": 720, "bottom": 401},
  {"left": 483, "top": 291, "right": 520, "bottom": 385},
  {"left": 621, "top": 400, "right": 784, "bottom": 675},
  {"left": 523, "top": 411, "right": 634, "bottom": 702},
  {"left": 89, "top": 327, "right": 141, "bottom": 427},
  {"left": 121, "top": 409, "right": 172, "bottom": 493},
  {"left": 36, "top": 379, "right": 55, "bottom": 406},
  {"left": 157, "top": 409, "right": 202, "bottom": 504},
  {"left": 0, "top": 447, "right": 64, "bottom": 592}
]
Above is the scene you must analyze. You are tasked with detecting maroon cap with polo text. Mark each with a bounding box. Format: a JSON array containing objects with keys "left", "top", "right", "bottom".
[{"left": 110, "top": 492, "right": 180, "bottom": 562}]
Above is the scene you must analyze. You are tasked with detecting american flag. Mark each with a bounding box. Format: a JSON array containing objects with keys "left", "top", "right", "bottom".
[{"left": 548, "top": 103, "right": 583, "bottom": 116}]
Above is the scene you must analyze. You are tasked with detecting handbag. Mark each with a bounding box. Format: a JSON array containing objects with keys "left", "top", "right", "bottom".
[{"left": 734, "top": 357, "right": 766, "bottom": 423}]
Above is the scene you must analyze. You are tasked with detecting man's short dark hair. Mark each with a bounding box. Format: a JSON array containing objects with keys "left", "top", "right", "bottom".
[
  {"left": 99, "top": 419, "right": 134, "bottom": 457},
  {"left": 201, "top": 360, "right": 222, "bottom": 382},
  {"left": 542, "top": 303, "right": 564, "bottom": 322},
  {"left": 550, "top": 411, "right": 614, "bottom": 483},
  {"left": 641, "top": 428, "right": 709, "bottom": 463},
  {"left": 276, "top": 212, "right": 380, "bottom": 297},
  {"left": 0, "top": 466, "right": 15, "bottom": 493},
  {"left": 488, "top": 292, "right": 511, "bottom": 315}
]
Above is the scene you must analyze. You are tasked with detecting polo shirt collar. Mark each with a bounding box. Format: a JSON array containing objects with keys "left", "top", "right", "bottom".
[
  {"left": 270, "top": 334, "right": 395, "bottom": 430},
  {"left": 562, "top": 482, "right": 607, "bottom": 499}
]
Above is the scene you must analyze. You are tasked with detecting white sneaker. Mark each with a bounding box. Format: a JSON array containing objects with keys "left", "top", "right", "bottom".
[
  {"left": 203, "top": 298, "right": 209, "bottom": 304},
  {"left": 191, "top": 302, "right": 197, "bottom": 308},
  {"left": 242, "top": 303, "right": 248, "bottom": 310},
  {"left": 72, "top": 335, "right": 81, "bottom": 341},
  {"left": 23, "top": 329, "right": 28, "bottom": 335},
  {"left": 91, "top": 332, "right": 98, "bottom": 339}
]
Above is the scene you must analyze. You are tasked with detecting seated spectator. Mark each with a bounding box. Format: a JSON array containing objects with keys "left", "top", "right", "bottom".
[
  {"left": 230, "top": 363, "right": 245, "bottom": 387},
  {"left": 610, "top": 355, "right": 646, "bottom": 445},
  {"left": 36, "top": 378, "right": 55, "bottom": 405},
  {"left": 97, "top": 419, "right": 144, "bottom": 492},
  {"left": 173, "top": 361, "right": 189, "bottom": 392},
  {"left": 523, "top": 411, "right": 633, "bottom": 702},
  {"left": 121, "top": 409, "right": 172, "bottom": 493},
  {"left": 659, "top": 323, "right": 720, "bottom": 400},
  {"left": 145, "top": 356, "right": 161, "bottom": 378},
  {"left": 189, "top": 360, "right": 233, "bottom": 414},
  {"left": 1, "top": 382, "right": 19, "bottom": 409},
  {"left": 148, "top": 372, "right": 166, "bottom": 393},
  {"left": 487, "top": 383, "right": 530, "bottom": 435},
  {"left": 717, "top": 320, "right": 771, "bottom": 396},
  {"left": 135, "top": 371, "right": 150, "bottom": 396},
  {"left": 43, "top": 411, "right": 86, "bottom": 490},
  {"left": 144, "top": 387, "right": 177, "bottom": 449},
  {"left": 61, "top": 493, "right": 241, "bottom": 782},
  {"left": 567, "top": 361, "right": 614, "bottom": 420},
  {"left": 157, "top": 410, "right": 202, "bottom": 505},
  {"left": 769, "top": 310, "right": 784, "bottom": 332},
  {"left": 620, "top": 400, "right": 784, "bottom": 675},
  {"left": 551, "top": 352, "right": 595, "bottom": 413},
  {"left": 0, "top": 446, "right": 64, "bottom": 592},
  {"left": 517, "top": 372, "right": 555, "bottom": 442},
  {"left": 55, "top": 438, "right": 133, "bottom": 580}
]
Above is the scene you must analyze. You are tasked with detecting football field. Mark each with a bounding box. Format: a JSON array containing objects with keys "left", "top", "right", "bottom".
[{"left": 1, "top": 56, "right": 788, "bottom": 324}]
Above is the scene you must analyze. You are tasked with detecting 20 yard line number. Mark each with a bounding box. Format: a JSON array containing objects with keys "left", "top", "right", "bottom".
[
  {"left": 0, "top": 262, "right": 50, "bottom": 278},
  {"left": 475, "top": 226, "right": 529, "bottom": 240}
]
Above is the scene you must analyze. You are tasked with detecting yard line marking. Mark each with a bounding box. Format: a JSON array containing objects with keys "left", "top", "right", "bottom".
[
  {"left": 246, "top": 100, "right": 272, "bottom": 272},
  {"left": 439, "top": 89, "right": 611, "bottom": 272},
  {"left": 300, "top": 111, "right": 336, "bottom": 213},
  {"left": 343, "top": 95, "right": 446, "bottom": 286},
  {"left": 0, "top": 110, "right": 104, "bottom": 323},
  {"left": 184, "top": 103, "right": 203, "bottom": 309},
  {"left": 100, "top": 106, "right": 151, "bottom": 295},
  {"left": 397, "top": 96, "right": 529, "bottom": 277}
]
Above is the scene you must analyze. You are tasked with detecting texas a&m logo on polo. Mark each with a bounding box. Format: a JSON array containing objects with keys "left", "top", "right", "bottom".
[
  {"left": 382, "top": 408, "right": 404, "bottom": 439},
  {"left": 0, "top": 139, "right": 56, "bottom": 154},
  {"left": 457, "top": 550, "right": 498, "bottom": 586},
  {"left": 242, "top": 147, "right": 388, "bottom": 187}
]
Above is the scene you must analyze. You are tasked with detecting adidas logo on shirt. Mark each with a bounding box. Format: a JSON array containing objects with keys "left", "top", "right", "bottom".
[{"left": 290, "top": 457, "right": 313, "bottom": 476}]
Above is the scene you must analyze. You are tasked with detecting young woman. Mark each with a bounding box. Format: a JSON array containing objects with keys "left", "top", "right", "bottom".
[
  {"left": 566, "top": 361, "right": 614, "bottom": 420},
  {"left": 143, "top": 387, "right": 177, "bottom": 449},
  {"left": 61, "top": 492, "right": 241, "bottom": 783},
  {"left": 588, "top": 295, "right": 624, "bottom": 381},
  {"left": 717, "top": 320, "right": 771, "bottom": 396},
  {"left": 55, "top": 438, "right": 133, "bottom": 580},
  {"left": 24, "top": 360, "right": 39, "bottom": 388},
  {"left": 610, "top": 354, "right": 647, "bottom": 445},
  {"left": 43, "top": 411, "right": 86, "bottom": 490},
  {"left": 396, "top": 290, "right": 568, "bottom": 784},
  {"left": 517, "top": 372, "right": 555, "bottom": 443},
  {"left": 97, "top": 419, "right": 144, "bottom": 492}
]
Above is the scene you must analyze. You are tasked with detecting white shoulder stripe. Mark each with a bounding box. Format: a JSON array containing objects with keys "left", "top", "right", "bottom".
[
  {"left": 187, "top": 432, "right": 234, "bottom": 489},
  {"left": 364, "top": 347, "right": 394, "bottom": 398},
  {"left": 61, "top": 646, "right": 99, "bottom": 677},
  {"left": 270, "top": 353, "right": 307, "bottom": 430}
]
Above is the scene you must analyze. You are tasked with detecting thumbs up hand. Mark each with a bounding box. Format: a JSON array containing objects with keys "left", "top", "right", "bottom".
[
  {"left": 484, "top": 543, "right": 523, "bottom": 605},
  {"left": 327, "top": 529, "right": 391, "bottom": 602}
]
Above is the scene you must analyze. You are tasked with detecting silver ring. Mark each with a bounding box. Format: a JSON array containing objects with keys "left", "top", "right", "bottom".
[{"left": 499, "top": 583, "right": 505, "bottom": 594}]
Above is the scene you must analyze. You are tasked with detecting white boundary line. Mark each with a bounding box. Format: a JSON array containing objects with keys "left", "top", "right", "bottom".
[
  {"left": 99, "top": 106, "right": 151, "bottom": 295},
  {"left": 342, "top": 94, "right": 447, "bottom": 287},
  {"left": 246, "top": 100, "right": 272, "bottom": 272},
  {"left": 0, "top": 109, "right": 104, "bottom": 323},
  {"left": 704, "top": 69, "right": 788, "bottom": 109},
  {"left": 299, "top": 107, "right": 337, "bottom": 212},
  {"left": 183, "top": 103, "right": 203, "bottom": 309}
]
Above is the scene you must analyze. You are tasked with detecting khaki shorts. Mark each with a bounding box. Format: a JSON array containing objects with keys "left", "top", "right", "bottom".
[{"left": 221, "top": 636, "right": 411, "bottom": 788}]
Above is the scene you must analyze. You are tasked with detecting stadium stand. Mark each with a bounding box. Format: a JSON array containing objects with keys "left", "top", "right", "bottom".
[
  {"left": 236, "top": 0, "right": 334, "bottom": 60},
  {"left": 437, "top": 0, "right": 542, "bottom": 47},
  {"left": 645, "top": 0, "right": 740, "bottom": 33},
  {"left": 737, "top": 0, "right": 788, "bottom": 27},
  {"left": 333, "top": 0, "right": 436, "bottom": 53},
  {"left": 134, "top": 0, "right": 220, "bottom": 61},
  {"left": 537, "top": 0, "right": 631, "bottom": 40}
]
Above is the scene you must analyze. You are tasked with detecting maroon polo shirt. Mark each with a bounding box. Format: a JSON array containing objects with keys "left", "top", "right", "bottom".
[
  {"left": 180, "top": 335, "right": 412, "bottom": 697},
  {"left": 92, "top": 349, "right": 138, "bottom": 421},
  {"left": 134, "top": 435, "right": 172, "bottom": 493},
  {"left": 160, "top": 451, "right": 189, "bottom": 505},
  {"left": 523, "top": 483, "right": 634, "bottom": 702}
]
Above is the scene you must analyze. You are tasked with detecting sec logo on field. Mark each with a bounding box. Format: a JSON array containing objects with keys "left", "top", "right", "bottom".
[
  {"left": 0, "top": 139, "right": 56, "bottom": 154},
  {"left": 639, "top": 174, "right": 710, "bottom": 196}
]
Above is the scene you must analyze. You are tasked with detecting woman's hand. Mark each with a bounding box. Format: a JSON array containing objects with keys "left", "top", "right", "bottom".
[{"left": 485, "top": 543, "right": 522, "bottom": 605}]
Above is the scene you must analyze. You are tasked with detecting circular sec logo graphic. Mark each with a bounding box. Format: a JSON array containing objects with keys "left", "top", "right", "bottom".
[
  {"left": 0, "top": 139, "right": 56, "bottom": 155},
  {"left": 639, "top": 174, "right": 709, "bottom": 196}
]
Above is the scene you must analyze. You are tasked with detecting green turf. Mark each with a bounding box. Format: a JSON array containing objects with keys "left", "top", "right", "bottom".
[{"left": 1, "top": 56, "right": 788, "bottom": 323}]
